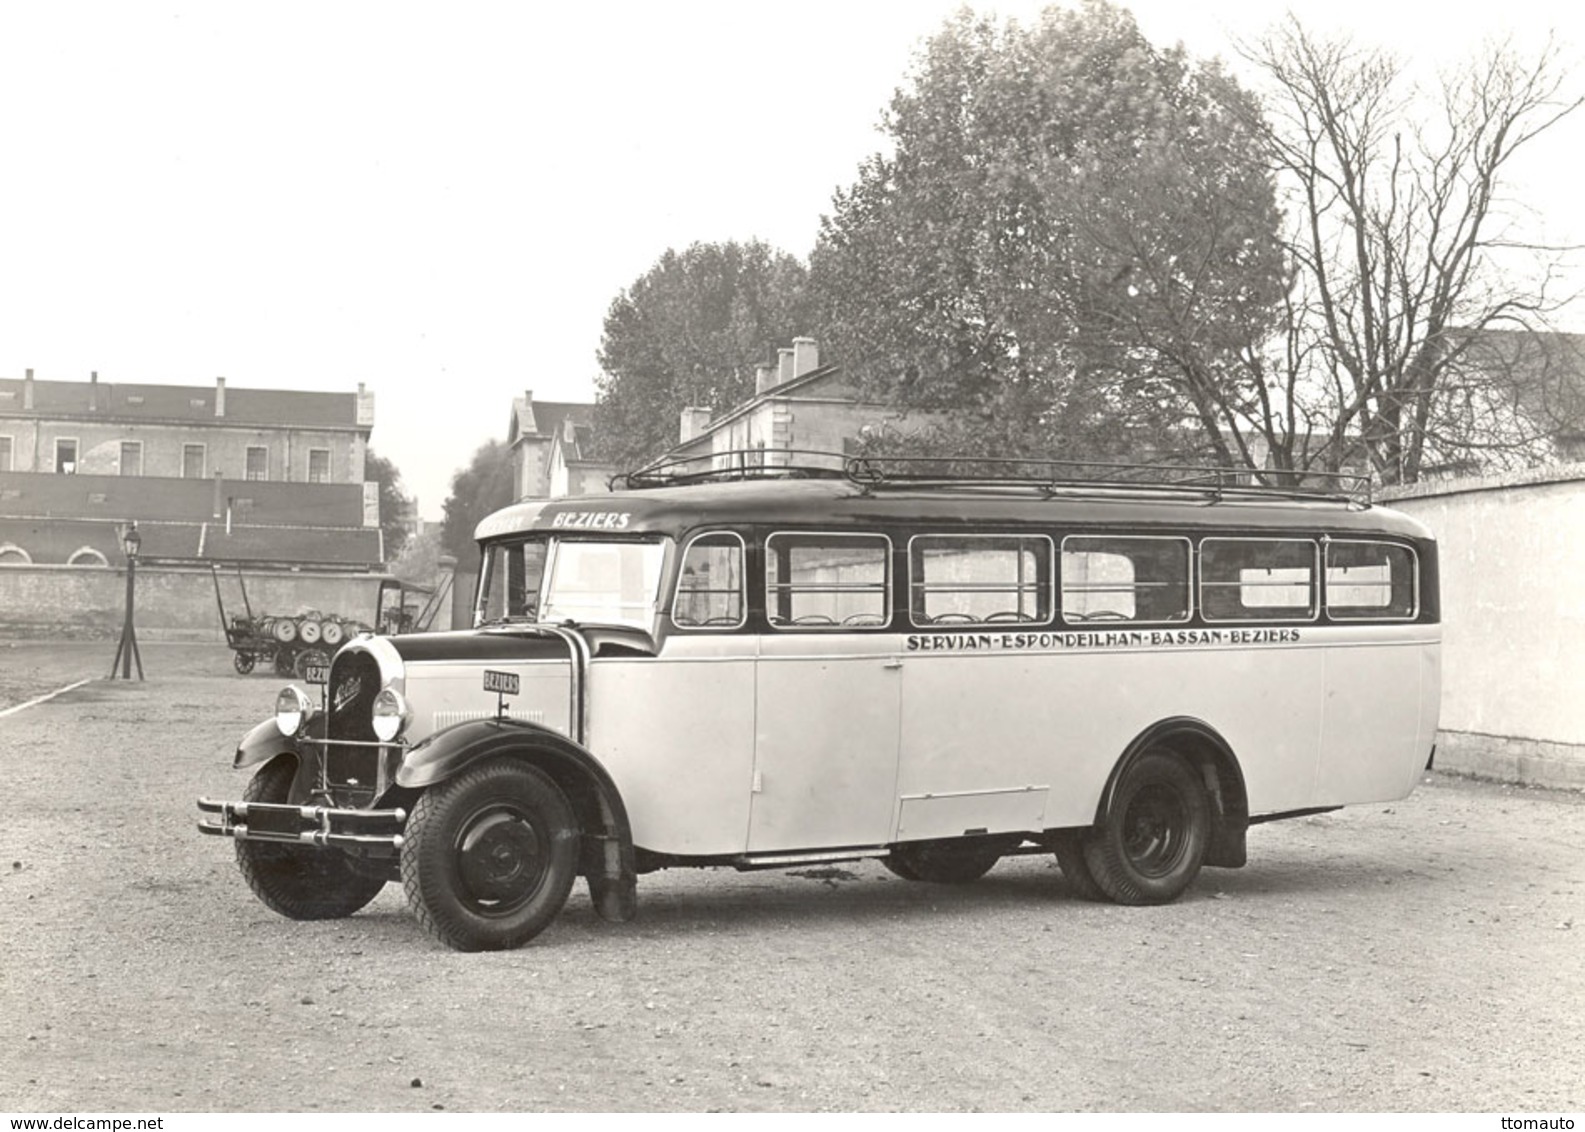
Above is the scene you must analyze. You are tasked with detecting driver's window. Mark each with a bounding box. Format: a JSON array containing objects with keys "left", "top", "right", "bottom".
[
  {"left": 478, "top": 540, "right": 548, "bottom": 622},
  {"left": 765, "top": 532, "right": 891, "bottom": 629},
  {"left": 673, "top": 532, "right": 745, "bottom": 629}
]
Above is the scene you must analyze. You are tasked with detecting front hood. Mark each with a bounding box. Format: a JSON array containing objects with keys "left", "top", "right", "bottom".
[{"left": 388, "top": 628, "right": 572, "bottom": 663}]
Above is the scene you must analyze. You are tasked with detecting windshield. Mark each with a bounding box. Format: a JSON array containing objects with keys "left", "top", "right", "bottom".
[
  {"left": 476, "top": 537, "right": 666, "bottom": 631},
  {"left": 541, "top": 539, "right": 667, "bottom": 629}
]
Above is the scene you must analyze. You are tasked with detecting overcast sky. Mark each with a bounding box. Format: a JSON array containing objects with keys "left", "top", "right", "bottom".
[{"left": 2, "top": 1, "right": 1581, "bottom": 516}]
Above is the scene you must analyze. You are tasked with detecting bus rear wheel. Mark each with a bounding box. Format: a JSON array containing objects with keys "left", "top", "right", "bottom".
[{"left": 1082, "top": 749, "right": 1208, "bottom": 905}]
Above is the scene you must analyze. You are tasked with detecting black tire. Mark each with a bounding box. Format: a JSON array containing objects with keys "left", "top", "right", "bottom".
[
  {"left": 1082, "top": 749, "right": 1209, "bottom": 905},
  {"left": 232, "top": 651, "right": 256, "bottom": 675},
  {"left": 400, "top": 759, "right": 580, "bottom": 951},
  {"left": 883, "top": 838, "right": 1007, "bottom": 884},
  {"left": 1051, "top": 830, "right": 1107, "bottom": 901},
  {"left": 234, "top": 757, "right": 387, "bottom": 920}
]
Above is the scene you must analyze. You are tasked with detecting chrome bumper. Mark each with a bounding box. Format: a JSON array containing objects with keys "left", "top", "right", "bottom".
[{"left": 197, "top": 798, "right": 407, "bottom": 849}]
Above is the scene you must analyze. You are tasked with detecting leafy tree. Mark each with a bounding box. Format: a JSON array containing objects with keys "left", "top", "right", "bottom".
[
  {"left": 811, "top": 1, "right": 1286, "bottom": 466},
  {"left": 594, "top": 240, "right": 814, "bottom": 469},
  {"left": 364, "top": 448, "right": 412, "bottom": 561},
  {"left": 440, "top": 440, "right": 514, "bottom": 567},
  {"left": 1240, "top": 20, "right": 1583, "bottom": 483}
]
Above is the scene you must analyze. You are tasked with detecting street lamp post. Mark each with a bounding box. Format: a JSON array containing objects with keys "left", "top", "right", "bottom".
[{"left": 110, "top": 521, "right": 144, "bottom": 681}]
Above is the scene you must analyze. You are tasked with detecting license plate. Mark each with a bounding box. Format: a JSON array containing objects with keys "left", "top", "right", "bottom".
[
  {"left": 303, "top": 663, "right": 330, "bottom": 685},
  {"left": 483, "top": 669, "right": 519, "bottom": 695}
]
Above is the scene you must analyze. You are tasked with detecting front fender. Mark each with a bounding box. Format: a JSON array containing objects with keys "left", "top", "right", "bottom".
[{"left": 234, "top": 712, "right": 323, "bottom": 770}]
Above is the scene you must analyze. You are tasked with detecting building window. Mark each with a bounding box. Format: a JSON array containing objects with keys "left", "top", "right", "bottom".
[
  {"left": 119, "top": 441, "right": 143, "bottom": 477},
  {"left": 67, "top": 546, "right": 109, "bottom": 567},
  {"left": 307, "top": 448, "right": 331, "bottom": 483},
  {"left": 0, "top": 435, "right": 12, "bottom": 472},
  {"left": 55, "top": 439, "right": 78, "bottom": 474},
  {"left": 245, "top": 446, "right": 268, "bottom": 482},
  {"left": 183, "top": 444, "right": 206, "bottom": 479}
]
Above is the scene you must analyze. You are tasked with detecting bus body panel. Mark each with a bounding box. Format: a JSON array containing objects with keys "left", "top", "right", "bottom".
[
  {"left": 749, "top": 647, "right": 903, "bottom": 852},
  {"left": 897, "top": 639, "right": 1324, "bottom": 828},
  {"left": 587, "top": 643, "right": 757, "bottom": 857},
  {"left": 1314, "top": 628, "right": 1441, "bottom": 805}
]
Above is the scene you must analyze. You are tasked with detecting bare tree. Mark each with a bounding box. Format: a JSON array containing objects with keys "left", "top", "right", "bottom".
[{"left": 1243, "top": 19, "right": 1583, "bottom": 484}]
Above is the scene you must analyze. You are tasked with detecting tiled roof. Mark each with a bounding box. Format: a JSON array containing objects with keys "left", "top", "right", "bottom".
[
  {"left": 0, "top": 472, "right": 368, "bottom": 527},
  {"left": 510, "top": 396, "right": 596, "bottom": 444},
  {"left": 0, "top": 516, "right": 382, "bottom": 568},
  {"left": 0, "top": 376, "right": 365, "bottom": 431}
]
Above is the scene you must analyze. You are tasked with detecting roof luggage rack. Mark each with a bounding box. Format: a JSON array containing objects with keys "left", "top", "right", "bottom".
[
  {"left": 616, "top": 449, "right": 1371, "bottom": 504},
  {"left": 613, "top": 449, "right": 850, "bottom": 490},
  {"left": 844, "top": 455, "right": 1372, "bottom": 504}
]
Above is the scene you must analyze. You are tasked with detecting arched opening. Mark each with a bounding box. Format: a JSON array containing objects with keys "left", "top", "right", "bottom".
[
  {"left": 67, "top": 546, "right": 110, "bottom": 567},
  {"left": 0, "top": 543, "right": 32, "bottom": 565}
]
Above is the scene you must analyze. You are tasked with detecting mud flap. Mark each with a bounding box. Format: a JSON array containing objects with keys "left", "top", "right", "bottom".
[
  {"left": 1204, "top": 817, "right": 1247, "bottom": 869},
  {"left": 587, "top": 874, "right": 638, "bottom": 922}
]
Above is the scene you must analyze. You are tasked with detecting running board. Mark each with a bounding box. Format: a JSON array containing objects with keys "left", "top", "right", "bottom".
[{"left": 730, "top": 847, "right": 891, "bottom": 871}]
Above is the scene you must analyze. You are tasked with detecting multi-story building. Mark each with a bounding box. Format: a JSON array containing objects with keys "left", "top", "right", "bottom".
[
  {"left": 506, "top": 391, "right": 615, "bottom": 501},
  {"left": 0, "top": 370, "right": 383, "bottom": 569}
]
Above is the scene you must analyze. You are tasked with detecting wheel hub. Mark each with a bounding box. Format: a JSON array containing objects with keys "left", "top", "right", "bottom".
[
  {"left": 456, "top": 808, "right": 546, "bottom": 910},
  {"left": 1122, "top": 784, "right": 1186, "bottom": 878}
]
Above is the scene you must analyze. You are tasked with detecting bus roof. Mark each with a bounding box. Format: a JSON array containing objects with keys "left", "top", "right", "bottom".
[{"left": 475, "top": 477, "right": 1434, "bottom": 543}]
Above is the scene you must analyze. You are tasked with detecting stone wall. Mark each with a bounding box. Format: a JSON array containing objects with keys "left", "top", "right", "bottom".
[
  {"left": 1383, "top": 464, "right": 1585, "bottom": 789},
  {"left": 0, "top": 563, "right": 393, "bottom": 641}
]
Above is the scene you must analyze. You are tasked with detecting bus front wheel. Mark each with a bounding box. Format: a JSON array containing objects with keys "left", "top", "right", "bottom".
[{"left": 1083, "top": 749, "right": 1208, "bottom": 905}]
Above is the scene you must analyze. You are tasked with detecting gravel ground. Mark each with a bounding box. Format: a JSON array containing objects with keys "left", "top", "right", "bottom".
[{"left": 0, "top": 641, "right": 1581, "bottom": 1113}]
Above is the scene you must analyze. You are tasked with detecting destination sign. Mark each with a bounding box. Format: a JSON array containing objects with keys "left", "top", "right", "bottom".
[{"left": 483, "top": 669, "right": 520, "bottom": 696}]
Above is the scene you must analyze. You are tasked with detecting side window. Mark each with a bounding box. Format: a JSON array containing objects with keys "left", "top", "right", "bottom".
[
  {"left": 1325, "top": 540, "right": 1417, "bottom": 620},
  {"left": 673, "top": 532, "right": 746, "bottom": 629},
  {"left": 1201, "top": 538, "right": 1318, "bottom": 622},
  {"left": 1061, "top": 536, "right": 1191, "bottom": 624},
  {"left": 766, "top": 532, "right": 891, "bottom": 629},
  {"left": 909, "top": 535, "right": 1052, "bottom": 626}
]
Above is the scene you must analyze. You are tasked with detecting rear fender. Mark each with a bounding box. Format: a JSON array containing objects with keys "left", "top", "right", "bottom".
[
  {"left": 398, "top": 718, "right": 637, "bottom": 922},
  {"left": 1095, "top": 716, "right": 1250, "bottom": 870}
]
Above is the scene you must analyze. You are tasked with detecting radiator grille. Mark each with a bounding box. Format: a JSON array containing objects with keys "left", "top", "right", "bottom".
[
  {"left": 434, "top": 708, "right": 544, "bottom": 730},
  {"left": 323, "top": 650, "right": 383, "bottom": 805}
]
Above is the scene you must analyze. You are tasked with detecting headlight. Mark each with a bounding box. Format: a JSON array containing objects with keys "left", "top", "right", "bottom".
[
  {"left": 275, "top": 686, "right": 312, "bottom": 737},
  {"left": 371, "top": 686, "right": 411, "bottom": 743}
]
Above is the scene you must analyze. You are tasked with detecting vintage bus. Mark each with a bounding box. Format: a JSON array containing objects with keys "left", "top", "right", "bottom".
[{"left": 198, "top": 455, "right": 1441, "bottom": 951}]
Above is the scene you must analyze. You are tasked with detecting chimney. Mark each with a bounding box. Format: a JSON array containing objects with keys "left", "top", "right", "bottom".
[
  {"left": 777, "top": 348, "right": 795, "bottom": 386},
  {"left": 679, "top": 406, "right": 713, "bottom": 443},
  {"left": 792, "top": 337, "right": 820, "bottom": 378},
  {"left": 23, "top": 368, "right": 34, "bottom": 410},
  {"left": 755, "top": 362, "right": 777, "bottom": 396},
  {"left": 89, "top": 371, "right": 98, "bottom": 412},
  {"left": 215, "top": 376, "right": 226, "bottom": 418}
]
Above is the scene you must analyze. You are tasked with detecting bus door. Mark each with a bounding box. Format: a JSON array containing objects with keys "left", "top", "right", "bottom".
[{"left": 748, "top": 533, "right": 902, "bottom": 853}]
